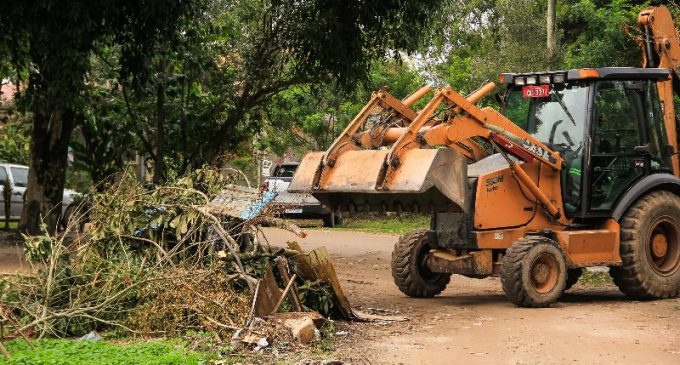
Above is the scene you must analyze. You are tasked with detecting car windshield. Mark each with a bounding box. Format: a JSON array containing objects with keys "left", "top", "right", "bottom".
[
  {"left": 504, "top": 82, "right": 589, "bottom": 150},
  {"left": 10, "top": 167, "right": 28, "bottom": 187},
  {"left": 274, "top": 165, "right": 297, "bottom": 178}
]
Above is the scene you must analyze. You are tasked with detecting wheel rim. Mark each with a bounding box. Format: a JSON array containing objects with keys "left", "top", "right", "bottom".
[
  {"left": 418, "top": 242, "right": 443, "bottom": 284},
  {"left": 646, "top": 216, "right": 680, "bottom": 276},
  {"left": 530, "top": 253, "right": 559, "bottom": 294}
]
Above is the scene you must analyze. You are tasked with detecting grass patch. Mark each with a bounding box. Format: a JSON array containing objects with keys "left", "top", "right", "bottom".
[
  {"left": 319, "top": 214, "right": 430, "bottom": 234},
  {"left": 0, "top": 221, "right": 18, "bottom": 229},
  {"left": 1, "top": 338, "right": 220, "bottom": 365},
  {"left": 579, "top": 270, "right": 612, "bottom": 286}
]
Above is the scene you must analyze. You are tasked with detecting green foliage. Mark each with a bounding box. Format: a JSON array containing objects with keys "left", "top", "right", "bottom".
[
  {"left": 3, "top": 168, "right": 259, "bottom": 337},
  {"left": 297, "top": 281, "right": 336, "bottom": 317},
  {"left": 64, "top": 169, "right": 93, "bottom": 194},
  {"left": 579, "top": 270, "right": 613, "bottom": 286},
  {"left": 262, "top": 61, "right": 429, "bottom": 157},
  {"left": 0, "top": 109, "right": 30, "bottom": 165},
  {"left": 87, "top": 168, "right": 232, "bottom": 247},
  {"left": 560, "top": 0, "right": 645, "bottom": 68},
  {"left": 331, "top": 214, "right": 430, "bottom": 235},
  {"left": 1, "top": 339, "right": 212, "bottom": 365}
]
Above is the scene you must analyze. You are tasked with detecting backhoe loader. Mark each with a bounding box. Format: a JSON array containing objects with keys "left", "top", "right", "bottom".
[{"left": 289, "top": 5, "right": 680, "bottom": 307}]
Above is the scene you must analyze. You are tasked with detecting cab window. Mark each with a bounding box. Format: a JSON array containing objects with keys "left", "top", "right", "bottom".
[
  {"left": 10, "top": 167, "right": 28, "bottom": 187},
  {"left": 273, "top": 165, "right": 297, "bottom": 178},
  {"left": 0, "top": 167, "right": 7, "bottom": 186}
]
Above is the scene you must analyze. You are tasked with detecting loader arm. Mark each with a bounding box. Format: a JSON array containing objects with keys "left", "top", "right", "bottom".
[
  {"left": 291, "top": 82, "right": 567, "bottom": 219},
  {"left": 378, "top": 85, "right": 564, "bottom": 217},
  {"left": 638, "top": 6, "right": 680, "bottom": 174},
  {"left": 322, "top": 85, "right": 431, "bottom": 168}
]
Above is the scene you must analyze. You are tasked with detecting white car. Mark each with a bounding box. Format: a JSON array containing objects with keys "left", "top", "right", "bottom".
[
  {"left": 0, "top": 163, "right": 78, "bottom": 223},
  {"left": 263, "top": 162, "right": 341, "bottom": 227}
]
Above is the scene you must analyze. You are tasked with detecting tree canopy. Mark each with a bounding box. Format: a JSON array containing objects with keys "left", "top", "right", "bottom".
[{"left": 1, "top": 0, "right": 678, "bottom": 233}]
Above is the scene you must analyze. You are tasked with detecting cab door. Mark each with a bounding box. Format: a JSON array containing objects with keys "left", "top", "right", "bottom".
[
  {"left": 8, "top": 166, "right": 28, "bottom": 218},
  {"left": 587, "top": 80, "right": 672, "bottom": 212},
  {"left": 0, "top": 166, "right": 8, "bottom": 219}
]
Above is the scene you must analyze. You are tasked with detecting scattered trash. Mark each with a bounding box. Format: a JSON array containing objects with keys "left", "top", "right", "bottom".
[
  {"left": 352, "top": 309, "right": 408, "bottom": 322},
  {"left": 254, "top": 337, "right": 270, "bottom": 351},
  {"left": 296, "top": 360, "right": 344, "bottom": 365},
  {"left": 335, "top": 330, "right": 349, "bottom": 336},
  {"left": 79, "top": 331, "right": 102, "bottom": 341}
]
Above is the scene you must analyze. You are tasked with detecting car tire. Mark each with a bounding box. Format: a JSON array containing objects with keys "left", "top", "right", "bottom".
[
  {"left": 60, "top": 204, "right": 75, "bottom": 231},
  {"left": 322, "top": 213, "right": 335, "bottom": 228}
]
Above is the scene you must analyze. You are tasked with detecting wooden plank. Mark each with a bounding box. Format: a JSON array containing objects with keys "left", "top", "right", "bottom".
[
  {"left": 275, "top": 257, "right": 303, "bottom": 311},
  {"left": 252, "top": 264, "right": 282, "bottom": 317},
  {"left": 290, "top": 246, "right": 353, "bottom": 319}
]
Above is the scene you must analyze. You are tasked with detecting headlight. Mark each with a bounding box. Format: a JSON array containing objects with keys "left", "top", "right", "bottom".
[
  {"left": 514, "top": 77, "right": 526, "bottom": 86},
  {"left": 539, "top": 75, "right": 551, "bottom": 84},
  {"left": 526, "top": 76, "right": 537, "bottom": 85}
]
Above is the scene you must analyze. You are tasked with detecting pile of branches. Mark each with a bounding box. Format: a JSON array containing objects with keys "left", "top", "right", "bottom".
[{"left": 0, "top": 168, "right": 332, "bottom": 339}]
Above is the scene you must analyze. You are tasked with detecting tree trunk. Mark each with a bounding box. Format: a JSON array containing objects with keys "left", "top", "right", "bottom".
[
  {"left": 153, "top": 64, "right": 167, "bottom": 185},
  {"left": 20, "top": 107, "right": 75, "bottom": 235},
  {"left": 546, "top": 0, "right": 558, "bottom": 66}
]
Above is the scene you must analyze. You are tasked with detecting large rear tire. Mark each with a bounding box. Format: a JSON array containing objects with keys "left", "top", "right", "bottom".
[
  {"left": 610, "top": 191, "right": 680, "bottom": 299},
  {"left": 391, "top": 230, "right": 451, "bottom": 297},
  {"left": 501, "top": 236, "right": 567, "bottom": 308}
]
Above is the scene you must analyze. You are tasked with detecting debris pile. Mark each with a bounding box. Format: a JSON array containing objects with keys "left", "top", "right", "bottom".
[{"left": 0, "top": 167, "right": 404, "bottom": 362}]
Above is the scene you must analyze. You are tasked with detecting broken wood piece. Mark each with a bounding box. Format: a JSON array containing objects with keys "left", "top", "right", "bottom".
[
  {"left": 0, "top": 340, "right": 9, "bottom": 360},
  {"left": 252, "top": 264, "right": 282, "bottom": 317},
  {"left": 275, "top": 257, "right": 303, "bottom": 311},
  {"left": 271, "top": 274, "right": 297, "bottom": 314},
  {"left": 0, "top": 306, "right": 33, "bottom": 349},
  {"left": 267, "top": 311, "right": 326, "bottom": 329},
  {"left": 287, "top": 241, "right": 303, "bottom": 252},
  {"left": 288, "top": 246, "right": 354, "bottom": 319}
]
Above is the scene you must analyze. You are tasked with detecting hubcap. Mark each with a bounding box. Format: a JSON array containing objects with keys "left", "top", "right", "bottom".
[
  {"left": 530, "top": 253, "right": 559, "bottom": 293},
  {"left": 647, "top": 217, "right": 680, "bottom": 276},
  {"left": 651, "top": 233, "right": 668, "bottom": 258}
]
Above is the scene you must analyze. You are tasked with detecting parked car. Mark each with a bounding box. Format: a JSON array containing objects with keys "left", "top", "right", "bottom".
[
  {"left": 0, "top": 163, "right": 79, "bottom": 226},
  {"left": 262, "top": 162, "right": 342, "bottom": 227}
]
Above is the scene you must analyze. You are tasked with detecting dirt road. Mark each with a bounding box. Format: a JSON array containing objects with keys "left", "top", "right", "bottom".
[{"left": 261, "top": 227, "right": 680, "bottom": 365}]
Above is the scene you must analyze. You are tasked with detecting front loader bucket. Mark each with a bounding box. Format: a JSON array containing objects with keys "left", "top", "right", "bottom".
[{"left": 289, "top": 148, "right": 468, "bottom": 213}]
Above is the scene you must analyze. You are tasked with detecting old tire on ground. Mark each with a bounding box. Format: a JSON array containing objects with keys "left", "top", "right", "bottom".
[
  {"left": 391, "top": 230, "right": 451, "bottom": 297},
  {"left": 610, "top": 190, "right": 680, "bottom": 299},
  {"left": 564, "top": 268, "right": 583, "bottom": 291},
  {"left": 501, "top": 236, "right": 567, "bottom": 308}
]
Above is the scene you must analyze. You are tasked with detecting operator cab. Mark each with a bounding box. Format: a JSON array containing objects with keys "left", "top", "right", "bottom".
[{"left": 500, "top": 67, "right": 674, "bottom": 219}]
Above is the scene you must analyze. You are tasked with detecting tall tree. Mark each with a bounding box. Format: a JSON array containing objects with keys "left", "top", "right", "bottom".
[
  {"left": 72, "top": 0, "right": 449, "bottom": 184},
  {"left": 0, "top": 0, "right": 201, "bottom": 234},
  {"left": 547, "top": 0, "right": 558, "bottom": 66}
]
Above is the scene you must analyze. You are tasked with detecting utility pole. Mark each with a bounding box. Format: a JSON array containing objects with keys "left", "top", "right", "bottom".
[{"left": 547, "top": 0, "right": 558, "bottom": 66}]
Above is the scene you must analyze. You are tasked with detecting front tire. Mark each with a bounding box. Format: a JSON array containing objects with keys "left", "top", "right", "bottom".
[
  {"left": 610, "top": 191, "right": 680, "bottom": 299},
  {"left": 501, "top": 236, "right": 567, "bottom": 308},
  {"left": 391, "top": 230, "right": 451, "bottom": 297}
]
